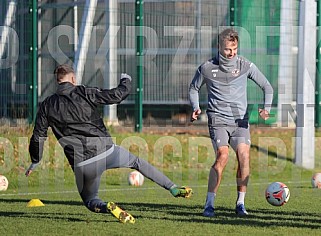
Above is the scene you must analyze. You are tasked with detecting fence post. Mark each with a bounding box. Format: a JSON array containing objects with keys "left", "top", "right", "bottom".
[
  {"left": 135, "top": 0, "right": 143, "bottom": 132},
  {"left": 316, "top": 0, "right": 321, "bottom": 127},
  {"left": 295, "top": 0, "right": 316, "bottom": 169},
  {"left": 230, "top": 0, "right": 237, "bottom": 26},
  {"left": 30, "top": 0, "right": 38, "bottom": 123}
]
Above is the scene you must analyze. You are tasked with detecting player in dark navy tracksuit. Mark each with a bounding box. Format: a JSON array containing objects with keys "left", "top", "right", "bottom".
[{"left": 26, "top": 64, "right": 192, "bottom": 223}]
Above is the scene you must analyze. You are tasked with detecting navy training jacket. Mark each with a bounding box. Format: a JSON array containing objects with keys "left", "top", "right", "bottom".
[{"left": 29, "top": 76, "right": 132, "bottom": 168}]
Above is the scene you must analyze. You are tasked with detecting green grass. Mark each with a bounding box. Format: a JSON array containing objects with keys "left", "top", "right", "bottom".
[{"left": 1, "top": 126, "right": 321, "bottom": 235}]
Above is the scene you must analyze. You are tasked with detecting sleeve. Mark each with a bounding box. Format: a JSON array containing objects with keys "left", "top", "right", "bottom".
[
  {"left": 87, "top": 76, "right": 132, "bottom": 105},
  {"left": 29, "top": 101, "right": 49, "bottom": 164},
  {"left": 247, "top": 63, "right": 274, "bottom": 112},
  {"left": 189, "top": 66, "right": 204, "bottom": 111}
]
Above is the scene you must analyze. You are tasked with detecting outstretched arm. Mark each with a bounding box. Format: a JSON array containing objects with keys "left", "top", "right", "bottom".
[{"left": 89, "top": 73, "right": 132, "bottom": 105}]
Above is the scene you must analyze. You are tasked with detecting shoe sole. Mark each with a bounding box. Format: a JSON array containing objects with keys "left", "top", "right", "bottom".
[
  {"left": 203, "top": 213, "right": 215, "bottom": 217},
  {"left": 236, "top": 214, "right": 248, "bottom": 217},
  {"left": 235, "top": 211, "right": 248, "bottom": 216},
  {"left": 107, "top": 202, "right": 135, "bottom": 224}
]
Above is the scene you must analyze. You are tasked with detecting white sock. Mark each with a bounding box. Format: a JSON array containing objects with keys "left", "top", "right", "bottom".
[
  {"left": 204, "top": 192, "right": 216, "bottom": 209},
  {"left": 170, "top": 185, "right": 177, "bottom": 189},
  {"left": 236, "top": 191, "right": 246, "bottom": 206}
]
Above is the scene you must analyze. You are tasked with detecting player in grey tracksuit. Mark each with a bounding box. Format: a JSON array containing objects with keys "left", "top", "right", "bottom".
[{"left": 189, "top": 28, "right": 273, "bottom": 217}]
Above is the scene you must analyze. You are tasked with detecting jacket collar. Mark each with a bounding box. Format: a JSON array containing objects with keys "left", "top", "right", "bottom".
[
  {"left": 215, "top": 53, "right": 238, "bottom": 73},
  {"left": 56, "top": 82, "right": 76, "bottom": 95}
]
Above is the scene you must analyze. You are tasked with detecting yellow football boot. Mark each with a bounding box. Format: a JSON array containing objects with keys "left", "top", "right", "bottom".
[
  {"left": 170, "top": 186, "right": 193, "bottom": 198},
  {"left": 107, "top": 202, "right": 135, "bottom": 224}
]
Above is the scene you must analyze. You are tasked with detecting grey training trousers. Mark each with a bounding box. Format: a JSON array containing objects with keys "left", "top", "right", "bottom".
[{"left": 74, "top": 145, "right": 175, "bottom": 212}]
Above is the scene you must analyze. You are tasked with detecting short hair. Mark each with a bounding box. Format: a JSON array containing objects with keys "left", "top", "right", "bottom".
[
  {"left": 54, "top": 64, "right": 75, "bottom": 83},
  {"left": 219, "top": 28, "right": 239, "bottom": 46}
]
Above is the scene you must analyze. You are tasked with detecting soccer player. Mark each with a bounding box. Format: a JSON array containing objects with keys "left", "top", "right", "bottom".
[
  {"left": 189, "top": 28, "right": 273, "bottom": 217},
  {"left": 26, "top": 64, "right": 192, "bottom": 223}
]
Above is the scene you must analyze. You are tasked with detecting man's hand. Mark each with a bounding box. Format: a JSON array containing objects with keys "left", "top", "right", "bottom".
[
  {"left": 259, "top": 108, "right": 270, "bottom": 120},
  {"left": 191, "top": 109, "right": 201, "bottom": 122},
  {"left": 25, "top": 169, "right": 33, "bottom": 177},
  {"left": 25, "top": 163, "right": 39, "bottom": 177},
  {"left": 120, "top": 73, "right": 132, "bottom": 82}
]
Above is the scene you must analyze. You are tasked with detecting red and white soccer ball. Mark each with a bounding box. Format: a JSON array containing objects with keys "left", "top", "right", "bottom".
[
  {"left": 265, "top": 182, "right": 290, "bottom": 206},
  {"left": 311, "top": 173, "right": 321, "bottom": 188},
  {"left": 128, "top": 171, "right": 144, "bottom": 186},
  {"left": 0, "top": 175, "right": 9, "bottom": 191}
]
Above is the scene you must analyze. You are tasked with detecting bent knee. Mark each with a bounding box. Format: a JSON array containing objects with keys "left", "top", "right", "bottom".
[{"left": 237, "top": 150, "right": 250, "bottom": 160}]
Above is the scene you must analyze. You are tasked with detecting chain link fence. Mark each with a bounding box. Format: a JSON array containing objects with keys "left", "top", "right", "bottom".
[{"left": 0, "top": 0, "right": 301, "bottom": 126}]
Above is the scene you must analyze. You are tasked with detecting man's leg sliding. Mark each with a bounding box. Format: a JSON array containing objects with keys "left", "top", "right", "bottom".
[
  {"left": 107, "top": 145, "right": 192, "bottom": 198},
  {"left": 72, "top": 144, "right": 193, "bottom": 224},
  {"left": 74, "top": 162, "right": 135, "bottom": 223}
]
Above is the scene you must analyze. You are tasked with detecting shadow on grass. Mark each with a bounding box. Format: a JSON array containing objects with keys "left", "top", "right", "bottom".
[
  {"left": 118, "top": 202, "right": 321, "bottom": 229},
  {"left": 251, "top": 144, "right": 293, "bottom": 163},
  {"left": 0, "top": 210, "right": 89, "bottom": 222},
  {"left": 0, "top": 199, "right": 116, "bottom": 223},
  {"left": 0, "top": 198, "right": 83, "bottom": 206},
  {"left": 1, "top": 199, "right": 321, "bottom": 228}
]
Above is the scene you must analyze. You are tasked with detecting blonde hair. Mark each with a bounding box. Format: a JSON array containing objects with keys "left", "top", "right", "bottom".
[{"left": 219, "top": 28, "right": 239, "bottom": 46}]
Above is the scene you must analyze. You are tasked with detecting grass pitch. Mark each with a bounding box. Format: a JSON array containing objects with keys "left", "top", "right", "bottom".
[
  {"left": 0, "top": 126, "right": 321, "bottom": 235},
  {"left": 1, "top": 182, "right": 320, "bottom": 236}
]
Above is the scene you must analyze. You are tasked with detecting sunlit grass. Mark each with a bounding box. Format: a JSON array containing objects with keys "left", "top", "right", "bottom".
[{"left": 0, "top": 126, "right": 321, "bottom": 235}]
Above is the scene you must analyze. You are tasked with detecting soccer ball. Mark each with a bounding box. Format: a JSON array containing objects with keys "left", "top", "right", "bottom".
[
  {"left": 128, "top": 171, "right": 144, "bottom": 186},
  {"left": 311, "top": 173, "right": 321, "bottom": 188},
  {"left": 265, "top": 182, "right": 290, "bottom": 206},
  {"left": 0, "top": 175, "right": 9, "bottom": 191}
]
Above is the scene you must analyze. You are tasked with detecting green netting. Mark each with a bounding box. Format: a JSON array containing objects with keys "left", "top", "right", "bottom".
[
  {"left": 0, "top": 1, "right": 31, "bottom": 122},
  {"left": 0, "top": 1, "right": 301, "bottom": 125},
  {"left": 118, "top": 1, "right": 229, "bottom": 105},
  {"left": 37, "top": 1, "right": 231, "bottom": 123},
  {"left": 233, "top": 0, "right": 281, "bottom": 124}
]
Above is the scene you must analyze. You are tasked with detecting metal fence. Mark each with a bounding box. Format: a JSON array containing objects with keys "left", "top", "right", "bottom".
[
  {"left": 0, "top": 0, "right": 301, "bottom": 126},
  {"left": 0, "top": 1, "right": 32, "bottom": 121}
]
